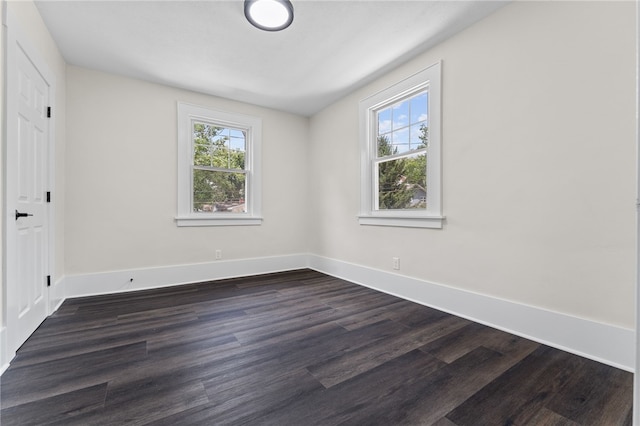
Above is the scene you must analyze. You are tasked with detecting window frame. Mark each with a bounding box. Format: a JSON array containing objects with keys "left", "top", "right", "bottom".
[
  {"left": 176, "top": 102, "right": 262, "bottom": 227},
  {"left": 358, "top": 62, "right": 443, "bottom": 229}
]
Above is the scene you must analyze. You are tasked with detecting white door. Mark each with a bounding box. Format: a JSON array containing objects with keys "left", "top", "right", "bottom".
[{"left": 5, "top": 15, "right": 52, "bottom": 359}]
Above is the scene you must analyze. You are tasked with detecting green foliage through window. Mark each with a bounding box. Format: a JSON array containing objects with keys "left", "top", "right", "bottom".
[
  {"left": 374, "top": 90, "right": 428, "bottom": 211},
  {"left": 376, "top": 124, "right": 427, "bottom": 210},
  {"left": 192, "top": 122, "right": 247, "bottom": 213}
]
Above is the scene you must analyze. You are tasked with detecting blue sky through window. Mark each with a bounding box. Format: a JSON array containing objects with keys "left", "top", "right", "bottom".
[
  {"left": 215, "top": 127, "right": 246, "bottom": 152},
  {"left": 377, "top": 90, "right": 428, "bottom": 157},
  {"left": 392, "top": 101, "right": 409, "bottom": 130},
  {"left": 378, "top": 109, "right": 392, "bottom": 134},
  {"left": 410, "top": 93, "right": 428, "bottom": 123}
]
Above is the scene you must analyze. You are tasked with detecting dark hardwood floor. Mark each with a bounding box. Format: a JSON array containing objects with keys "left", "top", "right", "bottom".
[{"left": 0, "top": 269, "right": 633, "bottom": 425}]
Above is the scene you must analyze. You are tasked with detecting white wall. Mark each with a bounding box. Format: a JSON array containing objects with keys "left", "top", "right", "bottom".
[
  {"left": 309, "top": 1, "right": 636, "bottom": 330},
  {"left": 65, "top": 67, "right": 309, "bottom": 275}
]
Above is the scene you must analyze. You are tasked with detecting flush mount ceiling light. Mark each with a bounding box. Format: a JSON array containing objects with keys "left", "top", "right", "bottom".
[{"left": 244, "top": 0, "right": 294, "bottom": 32}]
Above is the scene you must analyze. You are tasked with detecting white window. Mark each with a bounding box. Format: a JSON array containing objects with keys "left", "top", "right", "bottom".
[
  {"left": 176, "top": 103, "right": 262, "bottom": 226},
  {"left": 359, "top": 62, "right": 443, "bottom": 229}
]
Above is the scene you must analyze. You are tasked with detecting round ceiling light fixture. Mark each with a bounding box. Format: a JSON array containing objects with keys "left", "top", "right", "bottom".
[{"left": 244, "top": 0, "right": 294, "bottom": 32}]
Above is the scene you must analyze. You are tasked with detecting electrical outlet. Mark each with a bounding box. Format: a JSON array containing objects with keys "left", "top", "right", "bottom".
[
  {"left": 215, "top": 249, "right": 223, "bottom": 260},
  {"left": 392, "top": 257, "right": 400, "bottom": 270}
]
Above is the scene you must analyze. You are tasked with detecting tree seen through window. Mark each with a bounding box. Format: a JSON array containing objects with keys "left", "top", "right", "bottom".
[
  {"left": 376, "top": 121, "right": 428, "bottom": 210},
  {"left": 192, "top": 122, "right": 247, "bottom": 213}
]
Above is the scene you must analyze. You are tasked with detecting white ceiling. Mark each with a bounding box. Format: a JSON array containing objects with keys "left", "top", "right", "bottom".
[{"left": 35, "top": 0, "right": 508, "bottom": 116}]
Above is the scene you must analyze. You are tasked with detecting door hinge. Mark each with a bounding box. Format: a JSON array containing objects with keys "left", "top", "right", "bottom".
[
  {"left": 46, "top": 106, "right": 51, "bottom": 118},
  {"left": 46, "top": 191, "right": 51, "bottom": 203},
  {"left": 47, "top": 275, "right": 51, "bottom": 287}
]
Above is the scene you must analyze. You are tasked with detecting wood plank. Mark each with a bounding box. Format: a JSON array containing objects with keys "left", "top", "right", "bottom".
[
  {"left": 306, "top": 314, "right": 469, "bottom": 388},
  {"left": 254, "top": 348, "right": 447, "bottom": 425},
  {"left": 11, "top": 312, "right": 201, "bottom": 368},
  {"left": 0, "top": 383, "right": 108, "bottom": 426},
  {"left": 544, "top": 355, "right": 633, "bottom": 425},
  {"left": 421, "top": 321, "right": 539, "bottom": 364},
  {"left": 57, "top": 377, "right": 209, "bottom": 426},
  {"left": 1, "top": 342, "right": 148, "bottom": 409},
  {"left": 337, "top": 345, "right": 526, "bottom": 425},
  {"left": 445, "top": 345, "right": 592, "bottom": 425},
  {"left": 203, "top": 368, "right": 324, "bottom": 424},
  {"left": 523, "top": 408, "right": 581, "bottom": 426},
  {"left": 431, "top": 417, "right": 461, "bottom": 426},
  {"left": 335, "top": 299, "right": 413, "bottom": 330}
]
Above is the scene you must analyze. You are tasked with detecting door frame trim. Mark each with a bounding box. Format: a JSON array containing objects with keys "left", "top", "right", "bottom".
[{"left": 2, "top": 4, "right": 57, "bottom": 366}]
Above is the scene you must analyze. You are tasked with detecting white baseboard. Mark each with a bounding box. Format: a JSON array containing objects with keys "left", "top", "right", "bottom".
[
  {"left": 0, "top": 326, "right": 10, "bottom": 376},
  {"left": 40, "top": 253, "right": 636, "bottom": 373},
  {"left": 308, "top": 254, "right": 635, "bottom": 372},
  {"left": 63, "top": 254, "right": 309, "bottom": 299}
]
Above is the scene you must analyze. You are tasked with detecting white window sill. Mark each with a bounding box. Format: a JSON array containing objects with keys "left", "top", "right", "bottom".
[
  {"left": 358, "top": 215, "right": 444, "bottom": 229},
  {"left": 176, "top": 215, "right": 263, "bottom": 227}
]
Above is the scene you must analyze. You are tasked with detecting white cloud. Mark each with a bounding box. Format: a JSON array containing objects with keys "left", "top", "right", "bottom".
[{"left": 378, "top": 119, "right": 392, "bottom": 134}]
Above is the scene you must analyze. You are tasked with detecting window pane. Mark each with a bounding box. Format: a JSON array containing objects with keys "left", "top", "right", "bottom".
[
  {"left": 211, "top": 134, "right": 227, "bottom": 146},
  {"left": 193, "top": 169, "right": 246, "bottom": 213},
  {"left": 229, "top": 135, "right": 245, "bottom": 152},
  {"left": 392, "top": 127, "right": 410, "bottom": 153},
  {"left": 211, "top": 146, "right": 230, "bottom": 169},
  {"left": 231, "top": 149, "right": 245, "bottom": 170},
  {"left": 193, "top": 122, "right": 226, "bottom": 167},
  {"left": 193, "top": 142, "right": 212, "bottom": 167},
  {"left": 377, "top": 134, "right": 394, "bottom": 157},
  {"left": 392, "top": 100, "right": 409, "bottom": 130},
  {"left": 194, "top": 122, "right": 224, "bottom": 142},
  {"left": 205, "top": 127, "right": 245, "bottom": 171},
  {"left": 410, "top": 123, "right": 428, "bottom": 149},
  {"left": 410, "top": 92, "right": 428, "bottom": 124},
  {"left": 376, "top": 152, "right": 426, "bottom": 210},
  {"left": 229, "top": 129, "right": 244, "bottom": 138},
  {"left": 378, "top": 108, "right": 392, "bottom": 135}
]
